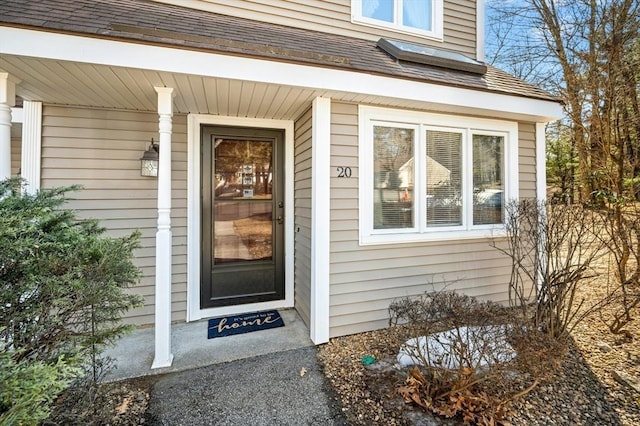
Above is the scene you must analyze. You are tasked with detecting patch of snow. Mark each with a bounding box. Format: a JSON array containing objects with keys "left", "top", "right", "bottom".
[{"left": 397, "top": 325, "right": 516, "bottom": 370}]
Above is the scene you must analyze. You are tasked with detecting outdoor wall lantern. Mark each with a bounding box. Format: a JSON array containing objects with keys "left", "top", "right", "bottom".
[{"left": 140, "top": 138, "right": 159, "bottom": 177}]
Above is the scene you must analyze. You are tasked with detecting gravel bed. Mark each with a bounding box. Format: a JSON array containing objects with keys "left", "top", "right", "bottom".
[{"left": 318, "top": 279, "right": 640, "bottom": 425}]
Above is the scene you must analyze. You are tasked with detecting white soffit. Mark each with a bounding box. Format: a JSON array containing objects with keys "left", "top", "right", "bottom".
[{"left": 0, "top": 26, "right": 563, "bottom": 122}]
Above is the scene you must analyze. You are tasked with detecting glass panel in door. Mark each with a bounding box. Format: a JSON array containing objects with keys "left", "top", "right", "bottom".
[{"left": 214, "top": 139, "right": 273, "bottom": 264}]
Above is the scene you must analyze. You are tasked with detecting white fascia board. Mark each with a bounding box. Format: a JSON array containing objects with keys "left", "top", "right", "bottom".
[{"left": 0, "top": 26, "right": 562, "bottom": 121}]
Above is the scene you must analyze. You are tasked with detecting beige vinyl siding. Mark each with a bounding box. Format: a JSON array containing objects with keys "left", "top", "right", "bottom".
[
  {"left": 294, "top": 106, "right": 313, "bottom": 327},
  {"left": 518, "top": 122, "right": 537, "bottom": 198},
  {"left": 40, "top": 106, "right": 188, "bottom": 326},
  {"left": 11, "top": 135, "right": 20, "bottom": 176},
  {"left": 154, "top": 0, "right": 477, "bottom": 57},
  {"left": 328, "top": 101, "right": 516, "bottom": 338}
]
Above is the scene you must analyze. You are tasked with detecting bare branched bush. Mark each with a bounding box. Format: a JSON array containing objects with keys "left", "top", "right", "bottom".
[
  {"left": 390, "top": 290, "right": 563, "bottom": 425},
  {"left": 595, "top": 199, "right": 640, "bottom": 335},
  {"left": 389, "top": 290, "right": 512, "bottom": 330},
  {"left": 493, "top": 199, "right": 605, "bottom": 338}
]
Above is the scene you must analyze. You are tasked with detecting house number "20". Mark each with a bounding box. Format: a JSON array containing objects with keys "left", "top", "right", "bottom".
[{"left": 337, "top": 167, "right": 352, "bottom": 178}]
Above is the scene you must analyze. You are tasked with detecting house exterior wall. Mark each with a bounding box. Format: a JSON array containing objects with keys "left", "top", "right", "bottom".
[
  {"left": 32, "top": 102, "right": 539, "bottom": 335},
  {"left": 327, "top": 101, "right": 537, "bottom": 338},
  {"left": 294, "top": 106, "right": 313, "bottom": 328},
  {"left": 11, "top": 135, "right": 20, "bottom": 176},
  {"left": 39, "top": 105, "right": 188, "bottom": 326},
  {"left": 518, "top": 123, "right": 537, "bottom": 198},
  {"left": 154, "top": 0, "right": 478, "bottom": 57}
]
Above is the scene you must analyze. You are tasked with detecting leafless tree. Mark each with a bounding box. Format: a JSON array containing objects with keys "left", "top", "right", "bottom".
[
  {"left": 596, "top": 201, "right": 640, "bottom": 334},
  {"left": 487, "top": 0, "right": 640, "bottom": 203}
]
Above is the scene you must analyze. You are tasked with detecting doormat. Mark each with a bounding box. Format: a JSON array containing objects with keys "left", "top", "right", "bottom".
[{"left": 207, "top": 310, "right": 285, "bottom": 339}]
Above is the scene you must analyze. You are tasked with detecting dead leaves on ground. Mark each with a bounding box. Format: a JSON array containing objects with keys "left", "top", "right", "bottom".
[
  {"left": 397, "top": 367, "right": 513, "bottom": 426},
  {"left": 115, "top": 396, "right": 133, "bottom": 415}
]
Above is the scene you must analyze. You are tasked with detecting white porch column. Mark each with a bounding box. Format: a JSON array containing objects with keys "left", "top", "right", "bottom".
[
  {"left": 0, "top": 73, "right": 17, "bottom": 181},
  {"left": 310, "top": 97, "right": 331, "bottom": 344},
  {"left": 152, "top": 87, "right": 175, "bottom": 369},
  {"left": 20, "top": 101, "right": 42, "bottom": 194}
]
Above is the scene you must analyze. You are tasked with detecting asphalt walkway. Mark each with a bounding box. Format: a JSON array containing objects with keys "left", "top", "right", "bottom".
[
  {"left": 143, "top": 346, "right": 348, "bottom": 425},
  {"left": 105, "top": 310, "right": 348, "bottom": 425}
]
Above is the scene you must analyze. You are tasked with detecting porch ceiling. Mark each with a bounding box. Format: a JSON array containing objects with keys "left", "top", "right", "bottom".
[{"left": 2, "top": 54, "right": 352, "bottom": 120}]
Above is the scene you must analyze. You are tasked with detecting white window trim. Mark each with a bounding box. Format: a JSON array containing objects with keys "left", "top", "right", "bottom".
[
  {"left": 358, "top": 105, "right": 519, "bottom": 245},
  {"left": 351, "top": 0, "right": 444, "bottom": 41}
]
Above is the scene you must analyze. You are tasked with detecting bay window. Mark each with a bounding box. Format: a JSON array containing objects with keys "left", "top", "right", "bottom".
[{"left": 359, "top": 106, "right": 518, "bottom": 244}]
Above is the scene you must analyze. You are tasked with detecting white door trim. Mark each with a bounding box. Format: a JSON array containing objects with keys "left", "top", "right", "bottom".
[{"left": 187, "top": 114, "right": 295, "bottom": 321}]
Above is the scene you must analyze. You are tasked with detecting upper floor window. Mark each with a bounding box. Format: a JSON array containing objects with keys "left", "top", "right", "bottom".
[
  {"left": 359, "top": 106, "right": 519, "bottom": 245},
  {"left": 352, "top": 0, "right": 444, "bottom": 40}
]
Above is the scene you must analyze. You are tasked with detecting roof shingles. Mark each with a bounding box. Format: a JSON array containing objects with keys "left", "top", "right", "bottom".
[{"left": 0, "top": 0, "right": 559, "bottom": 102}]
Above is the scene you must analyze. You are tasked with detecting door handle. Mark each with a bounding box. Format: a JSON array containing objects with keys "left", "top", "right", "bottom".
[{"left": 277, "top": 215, "right": 284, "bottom": 224}]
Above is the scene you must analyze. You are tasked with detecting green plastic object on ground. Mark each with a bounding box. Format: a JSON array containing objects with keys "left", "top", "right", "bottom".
[{"left": 361, "top": 355, "right": 375, "bottom": 365}]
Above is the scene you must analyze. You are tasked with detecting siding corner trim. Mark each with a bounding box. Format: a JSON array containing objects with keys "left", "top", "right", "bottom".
[{"left": 310, "top": 97, "right": 331, "bottom": 344}]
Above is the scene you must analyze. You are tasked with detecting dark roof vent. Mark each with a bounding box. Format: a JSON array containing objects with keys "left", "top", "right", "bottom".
[{"left": 377, "top": 38, "right": 487, "bottom": 75}]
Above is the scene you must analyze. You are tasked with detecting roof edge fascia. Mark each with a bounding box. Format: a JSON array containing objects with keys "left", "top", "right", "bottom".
[{"left": 0, "top": 26, "right": 563, "bottom": 122}]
